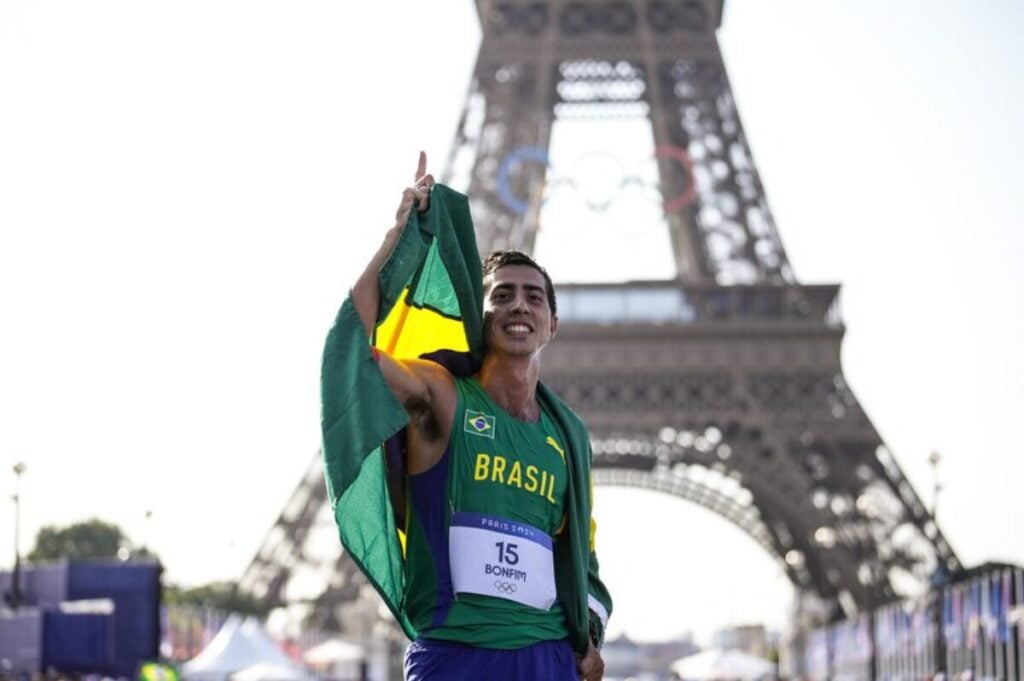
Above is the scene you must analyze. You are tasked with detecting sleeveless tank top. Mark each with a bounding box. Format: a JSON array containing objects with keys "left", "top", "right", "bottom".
[{"left": 402, "top": 377, "right": 570, "bottom": 648}]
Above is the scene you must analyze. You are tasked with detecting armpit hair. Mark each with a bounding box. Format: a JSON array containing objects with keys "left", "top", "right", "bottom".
[{"left": 404, "top": 395, "right": 442, "bottom": 442}]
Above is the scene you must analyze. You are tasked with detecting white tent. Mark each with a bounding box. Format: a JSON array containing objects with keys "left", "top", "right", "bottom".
[
  {"left": 671, "top": 647, "right": 775, "bottom": 681},
  {"left": 230, "top": 662, "right": 313, "bottom": 681},
  {"left": 302, "top": 639, "right": 364, "bottom": 666},
  {"left": 303, "top": 638, "right": 365, "bottom": 681},
  {"left": 182, "top": 615, "right": 305, "bottom": 681},
  {"left": 236, "top": 618, "right": 303, "bottom": 668}
]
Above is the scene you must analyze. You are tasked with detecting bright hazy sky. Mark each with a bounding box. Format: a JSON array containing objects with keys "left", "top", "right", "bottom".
[{"left": 1, "top": 1, "right": 1022, "bottom": 646}]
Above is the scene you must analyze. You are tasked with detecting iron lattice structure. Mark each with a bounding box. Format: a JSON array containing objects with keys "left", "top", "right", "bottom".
[{"left": 242, "top": 0, "right": 960, "bottom": 631}]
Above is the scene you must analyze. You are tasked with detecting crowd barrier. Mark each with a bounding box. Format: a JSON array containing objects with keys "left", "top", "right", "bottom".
[{"left": 804, "top": 564, "right": 1024, "bottom": 680}]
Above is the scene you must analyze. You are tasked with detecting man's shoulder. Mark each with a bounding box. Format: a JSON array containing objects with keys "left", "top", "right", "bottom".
[{"left": 401, "top": 358, "right": 457, "bottom": 417}]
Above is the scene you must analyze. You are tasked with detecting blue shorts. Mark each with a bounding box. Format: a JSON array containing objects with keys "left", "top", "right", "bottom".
[{"left": 404, "top": 637, "right": 578, "bottom": 680}]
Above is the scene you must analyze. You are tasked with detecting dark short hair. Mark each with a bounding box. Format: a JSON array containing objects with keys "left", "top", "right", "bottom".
[{"left": 482, "top": 251, "right": 557, "bottom": 316}]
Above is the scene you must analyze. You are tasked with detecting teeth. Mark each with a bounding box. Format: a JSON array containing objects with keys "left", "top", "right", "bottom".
[{"left": 505, "top": 324, "right": 530, "bottom": 332}]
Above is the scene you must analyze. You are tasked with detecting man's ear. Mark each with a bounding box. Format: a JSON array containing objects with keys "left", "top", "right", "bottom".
[{"left": 550, "top": 315, "right": 559, "bottom": 339}]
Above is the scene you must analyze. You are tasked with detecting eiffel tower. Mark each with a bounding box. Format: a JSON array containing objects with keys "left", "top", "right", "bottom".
[{"left": 242, "top": 0, "right": 961, "bottom": 635}]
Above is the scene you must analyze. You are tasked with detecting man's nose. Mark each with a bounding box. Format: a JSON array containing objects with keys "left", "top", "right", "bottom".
[{"left": 509, "top": 291, "right": 529, "bottom": 313}]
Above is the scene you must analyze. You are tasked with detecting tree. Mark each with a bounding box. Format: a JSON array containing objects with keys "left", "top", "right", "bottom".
[
  {"left": 164, "top": 581, "right": 271, "bottom": 617},
  {"left": 26, "top": 518, "right": 157, "bottom": 563}
]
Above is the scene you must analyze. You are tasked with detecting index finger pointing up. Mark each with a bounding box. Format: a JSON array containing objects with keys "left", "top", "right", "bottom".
[{"left": 414, "top": 150, "right": 427, "bottom": 182}]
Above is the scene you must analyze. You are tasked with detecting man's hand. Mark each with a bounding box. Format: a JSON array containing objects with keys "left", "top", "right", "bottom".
[
  {"left": 578, "top": 642, "right": 604, "bottom": 681},
  {"left": 353, "top": 151, "right": 435, "bottom": 338},
  {"left": 394, "top": 150, "right": 435, "bottom": 229}
]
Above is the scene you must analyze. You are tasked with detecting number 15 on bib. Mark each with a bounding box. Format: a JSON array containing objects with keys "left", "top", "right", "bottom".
[{"left": 448, "top": 512, "right": 558, "bottom": 610}]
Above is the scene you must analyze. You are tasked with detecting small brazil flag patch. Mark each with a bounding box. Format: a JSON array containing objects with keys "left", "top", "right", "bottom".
[{"left": 464, "top": 410, "right": 496, "bottom": 438}]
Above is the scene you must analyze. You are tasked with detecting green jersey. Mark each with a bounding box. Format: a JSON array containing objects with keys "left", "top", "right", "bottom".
[{"left": 403, "top": 377, "right": 570, "bottom": 648}]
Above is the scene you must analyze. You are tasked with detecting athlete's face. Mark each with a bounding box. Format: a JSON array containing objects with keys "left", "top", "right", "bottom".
[{"left": 482, "top": 264, "right": 558, "bottom": 357}]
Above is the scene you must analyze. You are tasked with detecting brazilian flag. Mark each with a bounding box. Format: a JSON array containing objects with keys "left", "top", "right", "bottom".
[{"left": 321, "top": 185, "right": 611, "bottom": 653}]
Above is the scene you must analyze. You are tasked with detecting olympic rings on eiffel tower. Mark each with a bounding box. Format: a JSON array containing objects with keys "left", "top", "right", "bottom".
[{"left": 495, "top": 144, "right": 697, "bottom": 216}]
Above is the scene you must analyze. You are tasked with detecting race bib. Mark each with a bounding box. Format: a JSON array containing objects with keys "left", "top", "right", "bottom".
[{"left": 449, "top": 512, "right": 557, "bottom": 610}]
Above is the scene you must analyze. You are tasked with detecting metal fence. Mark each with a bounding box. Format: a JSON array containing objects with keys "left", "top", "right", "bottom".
[{"left": 804, "top": 565, "right": 1024, "bottom": 680}]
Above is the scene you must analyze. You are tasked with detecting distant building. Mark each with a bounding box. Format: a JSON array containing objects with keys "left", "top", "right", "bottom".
[
  {"left": 603, "top": 632, "right": 700, "bottom": 679},
  {"left": 713, "top": 623, "right": 777, "bottom": 658}
]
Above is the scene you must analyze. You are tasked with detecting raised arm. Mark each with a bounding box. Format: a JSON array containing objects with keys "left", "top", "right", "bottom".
[
  {"left": 350, "top": 152, "right": 455, "bottom": 472},
  {"left": 352, "top": 151, "right": 433, "bottom": 335}
]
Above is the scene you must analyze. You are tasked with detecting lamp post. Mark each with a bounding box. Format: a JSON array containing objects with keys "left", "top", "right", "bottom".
[
  {"left": 11, "top": 461, "right": 26, "bottom": 609},
  {"left": 927, "top": 450, "right": 942, "bottom": 523},
  {"left": 143, "top": 509, "right": 153, "bottom": 557}
]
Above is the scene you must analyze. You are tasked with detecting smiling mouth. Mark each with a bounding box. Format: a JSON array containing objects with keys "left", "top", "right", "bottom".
[{"left": 503, "top": 323, "right": 533, "bottom": 334}]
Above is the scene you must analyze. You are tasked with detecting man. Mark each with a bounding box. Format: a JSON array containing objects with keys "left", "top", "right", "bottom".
[{"left": 323, "top": 153, "right": 611, "bottom": 680}]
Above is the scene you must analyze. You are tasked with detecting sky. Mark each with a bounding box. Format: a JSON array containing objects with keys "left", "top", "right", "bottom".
[{"left": 1, "top": 0, "right": 1022, "bottom": 646}]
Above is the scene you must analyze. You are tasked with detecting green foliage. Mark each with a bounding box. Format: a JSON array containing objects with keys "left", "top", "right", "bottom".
[
  {"left": 164, "top": 581, "right": 271, "bottom": 617},
  {"left": 26, "top": 517, "right": 159, "bottom": 563},
  {"left": 28, "top": 518, "right": 126, "bottom": 562}
]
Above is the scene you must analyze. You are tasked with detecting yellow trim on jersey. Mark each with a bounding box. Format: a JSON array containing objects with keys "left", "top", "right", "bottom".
[{"left": 589, "top": 476, "right": 597, "bottom": 552}]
